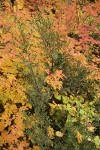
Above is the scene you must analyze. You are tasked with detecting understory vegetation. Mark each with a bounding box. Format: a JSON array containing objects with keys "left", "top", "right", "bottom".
[{"left": 0, "top": 0, "right": 100, "bottom": 149}]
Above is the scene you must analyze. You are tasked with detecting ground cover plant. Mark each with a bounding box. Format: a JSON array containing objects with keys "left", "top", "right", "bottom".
[{"left": 0, "top": 0, "right": 100, "bottom": 149}]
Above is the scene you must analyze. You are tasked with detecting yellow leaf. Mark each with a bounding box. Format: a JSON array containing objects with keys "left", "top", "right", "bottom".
[
  {"left": 0, "top": 121, "right": 5, "bottom": 132},
  {"left": 47, "top": 126, "right": 54, "bottom": 139},
  {"left": 49, "top": 103, "right": 56, "bottom": 115},
  {"left": 55, "top": 131, "right": 63, "bottom": 137},
  {"left": 7, "top": 74, "right": 16, "bottom": 83},
  {"left": 33, "top": 146, "right": 41, "bottom": 150},
  {"left": 76, "top": 131, "right": 82, "bottom": 144},
  {"left": 13, "top": 5, "right": 17, "bottom": 12},
  {"left": 87, "top": 124, "right": 95, "bottom": 132},
  {"left": 15, "top": 0, "right": 24, "bottom": 10}
]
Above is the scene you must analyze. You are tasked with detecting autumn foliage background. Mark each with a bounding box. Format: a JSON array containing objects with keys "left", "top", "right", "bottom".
[{"left": 0, "top": 0, "right": 100, "bottom": 149}]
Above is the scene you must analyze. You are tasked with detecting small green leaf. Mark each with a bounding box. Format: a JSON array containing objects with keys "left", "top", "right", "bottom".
[
  {"left": 94, "top": 136, "right": 100, "bottom": 149},
  {"left": 73, "top": 30, "right": 78, "bottom": 34},
  {"left": 54, "top": 92, "right": 61, "bottom": 101},
  {"left": 66, "top": 103, "right": 71, "bottom": 111},
  {"left": 62, "top": 96, "right": 68, "bottom": 104},
  {"left": 80, "top": 109, "right": 85, "bottom": 115}
]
